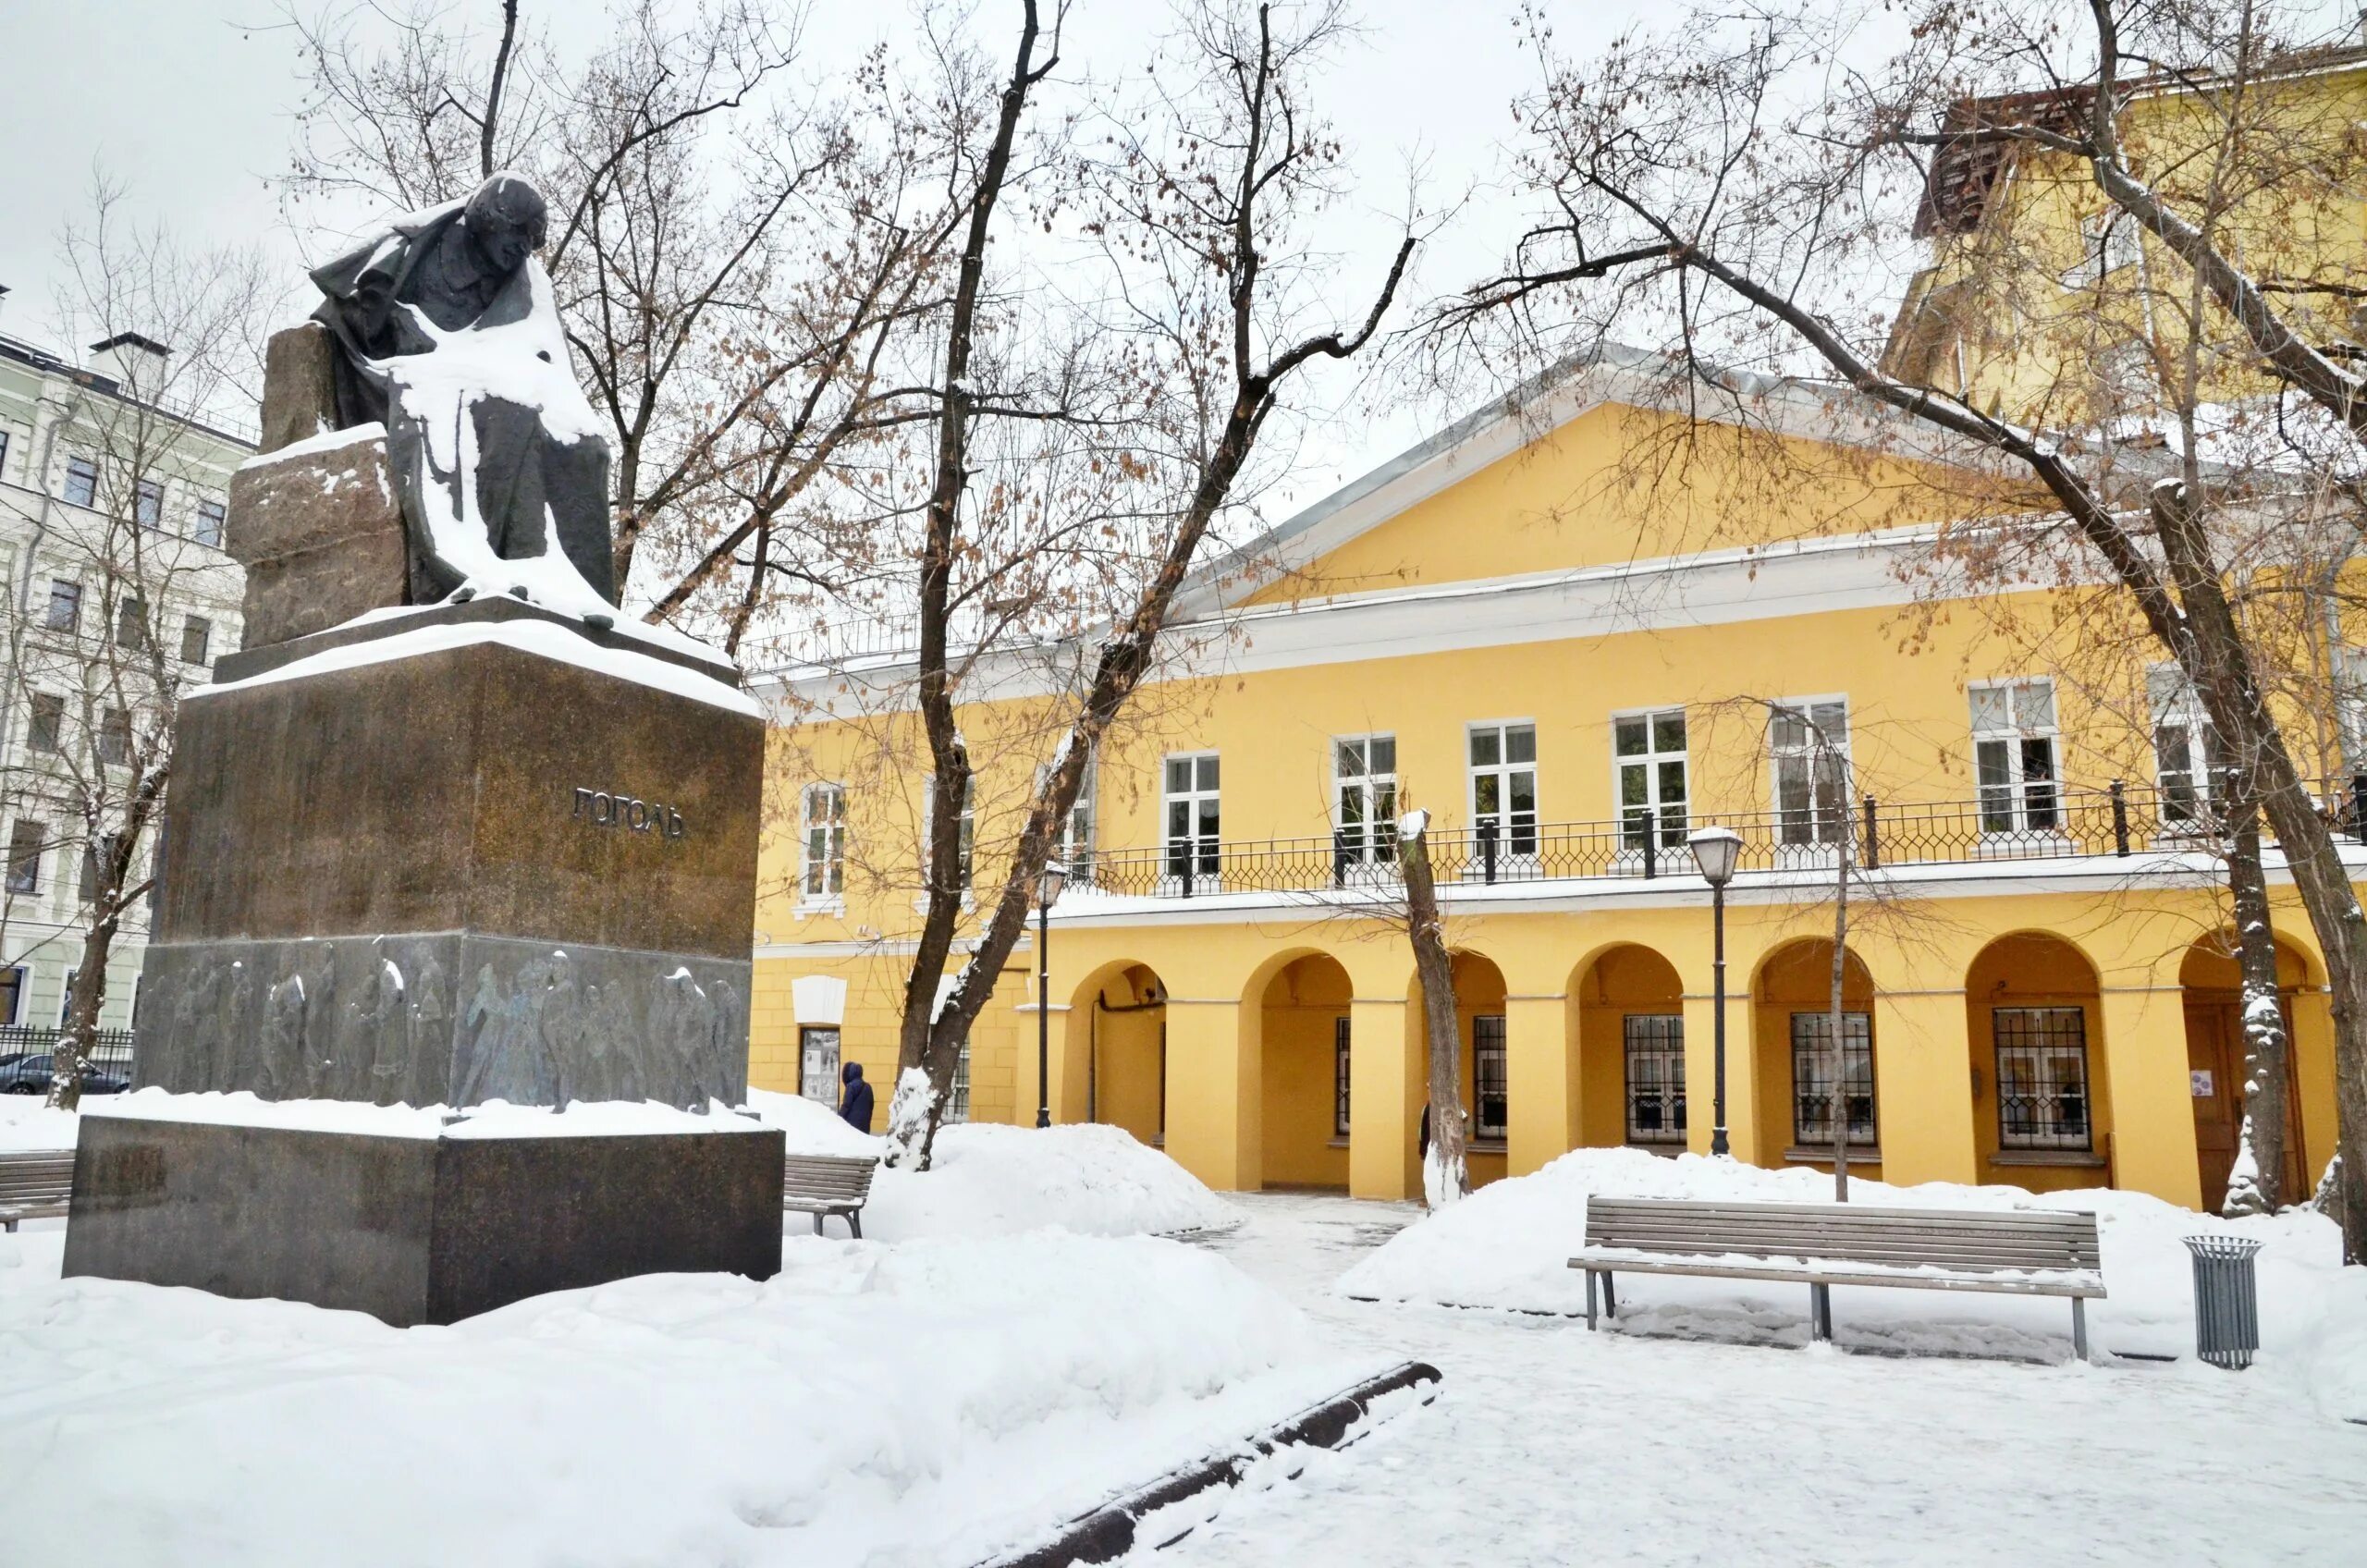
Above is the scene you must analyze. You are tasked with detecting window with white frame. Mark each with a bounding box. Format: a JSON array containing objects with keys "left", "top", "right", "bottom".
[
  {"left": 1333, "top": 734, "right": 1399, "bottom": 873},
  {"left": 1970, "top": 678, "right": 2060, "bottom": 835},
  {"left": 922, "top": 777, "right": 974, "bottom": 893},
  {"left": 194, "top": 498, "right": 227, "bottom": 548},
  {"left": 1473, "top": 1014, "right": 1509, "bottom": 1142},
  {"left": 1614, "top": 708, "right": 1688, "bottom": 852},
  {"left": 1036, "top": 751, "right": 1096, "bottom": 883},
  {"left": 1468, "top": 722, "right": 1538, "bottom": 860},
  {"left": 2062, "top": 208, "right": 2141, "bottom": 290},
  {"left": 0, "top": 966, "right": 21, "bottom": 1027},
  {"left": 134, "top": 479, "right": 164, "bottom": 529},
  {"left": 799, "top": 783, "right": 846, "bottom": 905},
  {"left": 948, "top": 1042, "right": 972, "bottom": 1123},
  {"left": 2149, "top": 664, "right": 2218, "bottom": 825},
  {"left": 62, "top": 457, "right": 97, "bottom": 508},
  {"left": 1769, "top": 700, "right": 1850, "bottom": 846},
  {"left": 1333, "top": 1015, "right": 1352, "bottom": 1137},
  {"left": 5, "top": 821, "right": 43, "bottom": 897},
  {"left": 1162, "top": 753, "right": 1220, "bottom": 883}
]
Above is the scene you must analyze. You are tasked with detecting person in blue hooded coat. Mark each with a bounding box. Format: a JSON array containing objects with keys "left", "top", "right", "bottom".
[{"left": 837, "top": 1060, "right": 875, "bottom": 1133}]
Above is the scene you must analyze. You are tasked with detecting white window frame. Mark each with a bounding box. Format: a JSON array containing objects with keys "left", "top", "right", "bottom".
[
  {"left": 1612, "top": 706, "right": 1688, "bottom": 861},
  {"left": 2148, "top": 663, "right": 2217, "bottom": 828},
  {"left": 1969, "top": 678, "right": 2062, "bottom": 840},
  {"left": 1161, "top": 751, "right": 1220, "bottom": 889},
  {"left": 61, "top": 456, "right": 98, "bottom": 508},
  {"left": 2062, "top": 208, "right": 2140, "bottom": 291},
  {"left": 1767, "top": 697, "right": 1851, "bottom": 850},
  {"left": 1036, "top": 750, "right": 1097, "bottom": 885},
  {"left": 798, "top": 782, "right": 847, "bottom": 912},
  {"left": 1331, "top": 733, "right": 1399, "bottom": 877},
  {"left": 1466, "top": 719, "right": 1539, "bottom": 871}
]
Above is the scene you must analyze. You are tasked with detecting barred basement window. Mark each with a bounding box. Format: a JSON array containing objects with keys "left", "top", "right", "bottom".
[
  {"left": 948, "top": 1044, "right": 972, "bottom": 1124},
  {"left": 1333, "top": 1015, "right": 1352, "bottom": 1137},
  {"left": 1993, "top": 1007, "right": 2092, "bottom": 1151},
  {"left": 1473, "top": 1014, "right": 1508, "bottom": 1142},
  {"left": 1791, "top": 1011, "right": 1876, "bottom": 1145},
  {"left": 1623, "top": 1013, "right": 1686, "bottom": 1145}
]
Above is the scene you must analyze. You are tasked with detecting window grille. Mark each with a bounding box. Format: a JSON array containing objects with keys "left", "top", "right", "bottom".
[
  {"left": 1993, "top": 1007, "right": 2092, "bottom": 1151},
  {"left": 1333, "top": 1015, "right": 1352, "bottom": 1137},
  {"left": 1473, "top": 1014, "right": 1509, "bottom": 1141},
  {"left": 1623, "top": 1013, "right": 1687, "bottom": 1144},
  {"left": 948, "top": 1044, "right": 972, "bottom": 1124},
  {"left": 1615, "top": 709, "right": 1688, "bottom": 851},
  {"left": 1791, "top": 1011, "right": 1876, "bottom": 1145}
]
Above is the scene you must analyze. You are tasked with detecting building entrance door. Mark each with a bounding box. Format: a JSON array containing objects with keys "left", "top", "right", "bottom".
[
  {"left": 2184, "top": 996, "right": 2306, "bottom": 1212},
  {"left": 800, "top": 1025, "right": 841, "bottom": 1105}
]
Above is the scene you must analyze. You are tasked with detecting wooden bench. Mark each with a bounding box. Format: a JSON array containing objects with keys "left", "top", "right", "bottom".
[
  {"left": 783, "top": 1153, "right": 879, "bottom": 1239},
  {"left": 0, "top": 1151, "right": 76, "bottom": 1232},
  {"left": 1569, "top": 1196, "right": 2105, "bottom": 1359}
]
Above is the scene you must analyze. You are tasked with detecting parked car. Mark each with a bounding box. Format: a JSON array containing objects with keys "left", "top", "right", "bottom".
[{"left": 0, "top": 1051, "right": 129, "bottom": 1096}]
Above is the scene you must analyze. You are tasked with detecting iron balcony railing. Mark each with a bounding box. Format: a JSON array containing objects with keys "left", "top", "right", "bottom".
[{"left": 1062, "top": 777, "right": 2367, "bottom": 900}]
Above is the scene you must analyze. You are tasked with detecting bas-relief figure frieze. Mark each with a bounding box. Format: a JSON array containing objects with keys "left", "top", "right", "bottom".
[{"left": 141, "top": 935, "right": 745, "bottom": 1110}]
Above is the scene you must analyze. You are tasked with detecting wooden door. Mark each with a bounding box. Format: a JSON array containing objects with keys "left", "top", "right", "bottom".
[{"left": 2185, "top": 998, "right": 2308, "bottom": 1212}]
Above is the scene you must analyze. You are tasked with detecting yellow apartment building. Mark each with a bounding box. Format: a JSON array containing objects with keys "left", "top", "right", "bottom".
[{"left": 742, "top": 350, "right": 2350, "bottom": 1214}]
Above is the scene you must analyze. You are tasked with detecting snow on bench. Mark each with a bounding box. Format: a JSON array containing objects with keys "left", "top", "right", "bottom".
[
  {"left": 1568, "top": 1196, "right": 2106, "bottom": 1359},
  {"left": 0, "top": 1151, "right": 76, "bottom": 1231},
  {"left": 783, "top": 1153, "right": 878, "bottom": 1239}
]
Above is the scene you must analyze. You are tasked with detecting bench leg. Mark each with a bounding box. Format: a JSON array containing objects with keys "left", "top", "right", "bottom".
[
  {"left": 2071, "top": 1296, "right": 2090, "bottom": 1363},
  {"left": 1809, "top": 1283, "right": 1833, "bottom": 1342},
  {"left": 1602, "top": 1272, "right": 1616, "bottom": 1320},
  {"left": 2, "top": 1217, "right": 16, "bottom": 1234},
  {"left": 1585, "top": 1268, "right": 1598, "bottom": 1330},
  {"left": 847, "top": 1209, "right": 863, "bottom": 1241},
  {"left": 812, "top": 1213, "right": 826, "bottom": 1236}
]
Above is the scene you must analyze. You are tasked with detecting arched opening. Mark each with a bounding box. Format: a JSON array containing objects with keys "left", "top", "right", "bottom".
[
  {"left": 2179, "top": 932, "right": 2314, "bottom": 1212},
  {"left": 1408, "top": 950, "right": 1512, "bottom": 1188},
  {"left": 1064, "top": 961, "right": 1168, "bottom": 1148},
  {"left": 1964, "top": 933, "right": 2110, "bottom": 1192},
  {"left": 1253, "top": 952, "right": 1354, "bottom": 1191},
  {"left": 1571, "top": 945, "right": 1687, "bottom": 1153},
  {"left": 1751, "top": 938, "right": 1878, "bottom": 1174}
]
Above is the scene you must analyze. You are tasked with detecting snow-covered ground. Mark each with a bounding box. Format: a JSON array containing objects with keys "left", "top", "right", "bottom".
[
  {"left": 744, "top": 1088, "right": 1242, "bottom": 1239},
  {"left": 1334, "top": 1147, "right": 2367, "bottom": 1418},
  {"left": 1166, "top": 1192, "right": 2367, "bottom": 1567}
]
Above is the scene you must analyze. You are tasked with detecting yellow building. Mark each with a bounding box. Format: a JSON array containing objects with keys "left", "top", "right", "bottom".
[{"left": 744, "top": 350, "right": 2349, "bottom": 1216}]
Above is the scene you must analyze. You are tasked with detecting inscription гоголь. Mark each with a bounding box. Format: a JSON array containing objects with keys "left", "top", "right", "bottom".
[{"left": 572, "top": 787, "right": 687, "bottom": 839}]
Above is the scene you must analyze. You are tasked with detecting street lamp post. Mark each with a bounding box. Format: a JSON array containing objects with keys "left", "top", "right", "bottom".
[
  {"left": 1036, "top": 861, "right": 1067, "bottom": 1129},
  {"left": 1686, "top": 826, "right": 1742, "bottom": 1158}
]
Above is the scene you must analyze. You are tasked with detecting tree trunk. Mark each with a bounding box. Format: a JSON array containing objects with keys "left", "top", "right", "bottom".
[
  {"left": 1401, "top": 814, "right": 1468, "bottom": 1208},
  {"left": 46, "top": 913, "right": 117, "bottom": 1114},
  {"left": 2222, "top": 793, "right": 2290, "bottom": 1216},
  {"left": 2152, "top": 483, "right": 2367, "bottom": 1258}
]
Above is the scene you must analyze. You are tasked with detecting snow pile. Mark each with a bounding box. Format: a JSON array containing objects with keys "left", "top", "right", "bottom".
[
  {"left": 1338, "top": 1148, "right": 2367, "bottom": 1409},
  {"left": 0, "top": 1093, "right": 78, "bottom": 1152},
  {"left": 744, "top": 1088, "right": 1239, "bottom": 1239},
  {"left": 0, "top": 1226, "right": 1374, "bottom": 1567}
]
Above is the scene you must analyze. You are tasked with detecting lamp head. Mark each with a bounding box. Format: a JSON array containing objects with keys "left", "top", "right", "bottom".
[
  {"left": 1686, "top": 826, "right": 1743, "bottom": 888},
  {"left": 1038, "top": 861, "right": 1068, "bottom": 909}
]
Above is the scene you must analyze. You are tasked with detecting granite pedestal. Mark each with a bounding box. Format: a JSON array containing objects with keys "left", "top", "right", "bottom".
[
  {"left": 67, "top": 597, "right": 781, "bottom": 1321},
  {"left": 61, "top": 1110, "right": 785, "bottom": 1326}
]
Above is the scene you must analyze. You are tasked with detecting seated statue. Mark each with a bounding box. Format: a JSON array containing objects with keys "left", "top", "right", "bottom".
[{"left": 309, "top": 174, "right": 616, "bottom": 613}]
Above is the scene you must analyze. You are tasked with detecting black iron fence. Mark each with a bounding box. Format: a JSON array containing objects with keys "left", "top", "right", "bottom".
[
  {"left": 0, "top": 1025, "right": 135, "bottom": 1079},
  {"left": 1067, "top": 777, "right": 2367, "bottom": 901}
]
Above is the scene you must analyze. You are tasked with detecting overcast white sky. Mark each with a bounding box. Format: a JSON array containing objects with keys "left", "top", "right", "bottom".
[{"left": 0, "top": 0, "right": 1656, "bottom": 500}]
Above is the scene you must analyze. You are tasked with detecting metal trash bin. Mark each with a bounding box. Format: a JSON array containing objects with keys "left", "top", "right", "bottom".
[{"left": 2184, "top": 1235, "right": 2264, "bottom": 1370}]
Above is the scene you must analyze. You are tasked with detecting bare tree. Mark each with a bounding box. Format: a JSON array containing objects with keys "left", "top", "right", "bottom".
[
  {"left": 882, "top": 0, "right": 1417, "bottom": 1166},
  {"left": 1440, "top": 0, "right": 2367, "bottom": 1258},
  {"left": 0, "top": 181, "right": 275, "bottom": 1108}
]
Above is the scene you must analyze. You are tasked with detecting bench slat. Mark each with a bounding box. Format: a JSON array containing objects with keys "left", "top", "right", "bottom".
[{"left": 1568, "top": 1254, "right": 2104, "bottom": 1297}]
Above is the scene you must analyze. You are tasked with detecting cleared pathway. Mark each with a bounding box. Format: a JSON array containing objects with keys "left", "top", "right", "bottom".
[{"left": 1176, "top": 1192, "right": 2366, "bottom": 1568}]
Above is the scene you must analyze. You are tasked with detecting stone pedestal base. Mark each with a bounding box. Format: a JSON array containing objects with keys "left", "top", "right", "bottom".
[{"left": 61, "top": 1113, "right": 785, "bottom": 1326}]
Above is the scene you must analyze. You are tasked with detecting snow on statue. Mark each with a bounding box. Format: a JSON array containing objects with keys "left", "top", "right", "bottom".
[{"left": 307, "top": 173, "right": 617, "bottom": 619}]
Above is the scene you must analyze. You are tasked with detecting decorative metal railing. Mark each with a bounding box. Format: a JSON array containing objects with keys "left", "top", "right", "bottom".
[
  {"left": 0, "top": 1024, "right": 136, "bottom": 1083},
  {"left": 1061, "top": 778, "right": 2367, "bottom": 900}
]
